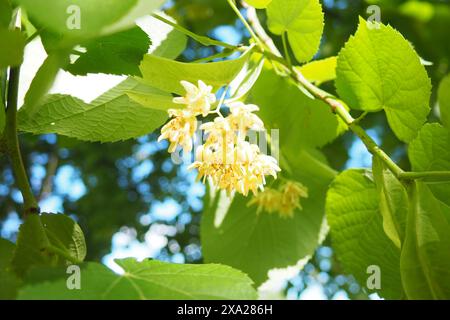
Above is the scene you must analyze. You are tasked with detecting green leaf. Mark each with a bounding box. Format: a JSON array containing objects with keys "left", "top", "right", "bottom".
[
  {"left": 18, "top": 78, "right": 171, "bottom": 142},
  {"left": 0, "top": 238, "right": 20, "bottom": 300},
  {"left": 139, "top": 49, "right": 253, "bottom": 95},
  {"left": 335, "top": 18, "right": 431, "bottom": 142},
  {"left": 201, "top": 149, "right": 335, "bottom": 285},
  {"left": 326, "top": 169, "right": 403, "bottom": 299},
  {"left": 66, "top": 26, "right": 150, "bottom": 76},
  {"left": 297, "top": 56, "right": 337, "bottom": 85},
  {"left": 372, "top": 156, "right": 408, "bottom": 249},
  {"left": 0, "top": 0, "right": 12, "bottom": 28},
  {"left": 0, "top": 238, "right": 15, "bottom": 270},
  {"left": 400, "top": 181, "right": 450, "bottom": 299},
  {"left": 18, "top": 258, "right": 257, "bottom": 300},
  {"left": 14, "top": 0, "right": 164, "bottom": 40},
  {"left": 0, "top": 269, "right": 20, "bottom": 300},
  {"left": 438, "top": 74, "right": 450, "bottom": 128},
  {"left": 11, "top": 213, "right": 86, "bottom": 277},
  {"left": 408, "top": 123, "right": 450, "bottom": 206},
  {"left": 246, "top": 0, "right": 273, "bottom": 9},
  {"left": 0, "top": 29, "right": 26, "bottom": 68},
  {"left": 201, "top": 69, "right": 337, "bottom": 284},
  {"left": 249, "top": 65, "right": 341, "bottom": 149},
  {"left": 267, "top": 0, "right": 324, "bottom": 63}
]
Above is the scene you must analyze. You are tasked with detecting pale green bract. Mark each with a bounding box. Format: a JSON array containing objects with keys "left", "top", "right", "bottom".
[
  {"left": 372, "top": 156, "right": 408, "bottom": 249},
  {"left": 251, "top": 66, "right": 341, "bottom": 149},
  {"left": 267, "top": 0, "right": 324, "bottom": 63},
  {"left": 18, "top": 258, "right": 257, "bottom": 300},
  {"left": 139, "top": 49, "right": 253, "bottom": 95},
  {"left": 335, "top": 18, "right": 431, "bottom": 142}
]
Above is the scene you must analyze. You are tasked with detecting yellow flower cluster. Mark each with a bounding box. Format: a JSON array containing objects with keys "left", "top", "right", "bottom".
[
  {"left": 158, "top": 80, "right": 280, "bottom": 196},
  {"left": 158, "top": 80, "right": 216, "bottom": 153},
  {"left": 247, "top": 181, "right": 308, "bottom": 218}
]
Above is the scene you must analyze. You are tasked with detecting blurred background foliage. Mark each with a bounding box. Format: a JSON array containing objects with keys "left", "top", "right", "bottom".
[{"left": 1, "top": 0, "right": 449, "bottom": 299}]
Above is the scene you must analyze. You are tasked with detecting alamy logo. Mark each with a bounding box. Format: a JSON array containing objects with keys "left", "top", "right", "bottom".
[
  {"left": 366, "top": 5, "right": 381, "bottom": 30},
  {"left": 66, "top": 5, "right": 81, "bottom": 30},
  {"left": 66, "top": 265, "right": 81, "bottom": 290},
  {"left": 366, "top": 265, "right": 381, "bottom": 290}
]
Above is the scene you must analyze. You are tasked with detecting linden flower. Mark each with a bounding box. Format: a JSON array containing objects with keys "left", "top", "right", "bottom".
[
  {"left": 160, "top": 79, "right": 280, "bottom": 196},
  {"left": 227, "top": 101, "right": 264, "bottom": 133},
  {"left": 247, "top": 181, "right": 308, "bottom": 218},
  {"left": 173, "top": 80, "right": 216, "bottom": 116},
  {"left": 279, "top": 181, "right": 308, "bottom": 217},
  {"left": 247, "top": 188, "right": 282, "bottom": 214},
  {"left": 200, "top": 117, "right": 235, "bottom": 146},
  {"left": 242, "top": 153, "right": 280, "bottom": 195},
  {"left": 190, "top": 140, "right": 280, "bottom": 196},
  {"left": 158, "top": 109, "right": 197, "bottom": 153}
]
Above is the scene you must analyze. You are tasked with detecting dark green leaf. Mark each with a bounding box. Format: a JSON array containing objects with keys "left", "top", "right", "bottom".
[
  {"left": 0, "top": 238, "right": 20, "bottom": 300},
  {"left": 0, "top": 0, "right": 12, "bottom": 28},
  {"left": 0, "top": 29, "right": 26, "bottom": 68},
  {"left": 438, "top": 74, "right": 450, "bottom": 128},
  {"left": 400, "top": 181, "right": 450, "bottom": 299},
  {"left": 326, "top": 169, "right": 403, "bottom": 299},
  {"left": 11, "top": 213, "right": 86, "bottom": 277},
  {"left": 67, "top": 26, "right": 150, "bottom": 76}
]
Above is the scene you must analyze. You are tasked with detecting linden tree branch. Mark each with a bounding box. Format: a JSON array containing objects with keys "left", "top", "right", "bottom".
[
  {"left": 5, "top": 66, "right": 39, "bottom": 215},
  {"left": 241, "top": 4, "right": 450, "bottom": 182}
]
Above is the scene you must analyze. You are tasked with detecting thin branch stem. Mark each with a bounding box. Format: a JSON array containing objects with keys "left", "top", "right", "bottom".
[
  {"left": 398, "top": 171, "right": 450, "bottom": 182},
  {"left": 354, "top": 111, "right": 369, "bottom": 124},
  {"left": 5, "top": 66, "right": 39, "bottom": 215},
  {"left": 245, "top": 4, "right": 282, "bottom": 56},
  {"left": 227, "top": 0, "right": 264, "bottom": 48}
]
